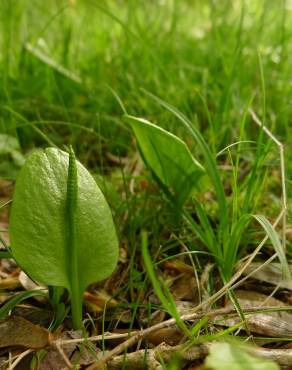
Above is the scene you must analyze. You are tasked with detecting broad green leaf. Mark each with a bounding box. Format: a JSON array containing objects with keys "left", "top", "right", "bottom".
[
  {"left": 125, "top": 115, "right": 204, "bottom": 207},
  {"left": 9, "top": 148, "right": 119, "bottom": 327},
  {"left": 205, "top": 342, "right": 279, "bottom": 370},
  {"left": 140, "top": 90, "right": 229, "bottom": 242}
]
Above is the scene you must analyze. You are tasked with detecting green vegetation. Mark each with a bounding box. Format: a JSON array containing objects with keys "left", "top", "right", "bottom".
[
  {"left": 9, "top": 147, "right": 118, "bottom": 329},
  {"left": 0, "top": 0, "right": 292, "bottom": 368}
]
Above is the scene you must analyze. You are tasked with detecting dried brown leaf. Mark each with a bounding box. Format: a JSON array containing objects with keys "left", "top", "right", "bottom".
[
  {"left": 0, "top": 277, "right": 20, "bottom": 290},
  {"left": 0, "top": 316, "right": 49, "bottom": 349},
  {"left": 240, "top": 262, "right": 292, "bottom": 291},
  {"left": 221, "top": 290, "right": 292, "bottom": 337},
  {"left": 171, "top": 276, "right": 198, "bottom": 302},
  {"left": 147, "top": 327, "right": 183, "bottom": 346},
  {"left": 84, "top": 290, "right": 118, "bottom": 313},
  {"left": 164, "top": 260, "right": 194, "bottom": 275}
]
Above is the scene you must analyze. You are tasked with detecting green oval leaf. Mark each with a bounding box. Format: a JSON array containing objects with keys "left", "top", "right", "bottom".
[
  {"left": 205, "top": 342, "right": 279, "bottom": 370},
  {"left": 9, "top": 148, "right": 119, "bottom": 326},
  {"left": 125, "top": 115, "right": 205, "bottom": 207}
]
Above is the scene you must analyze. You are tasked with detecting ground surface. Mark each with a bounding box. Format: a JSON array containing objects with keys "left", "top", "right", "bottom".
[{"left": 1, "top": 1, "right": 292, "bottom": 369}]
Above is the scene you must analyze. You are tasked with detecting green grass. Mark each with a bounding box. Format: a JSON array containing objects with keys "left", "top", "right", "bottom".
[{"left": 0, "top": 0, "right": 292, "bottom": 368}]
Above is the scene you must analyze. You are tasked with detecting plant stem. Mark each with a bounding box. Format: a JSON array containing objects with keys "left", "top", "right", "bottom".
[{"left": 67, "top": 146, "right": 82, "bottom": 330}]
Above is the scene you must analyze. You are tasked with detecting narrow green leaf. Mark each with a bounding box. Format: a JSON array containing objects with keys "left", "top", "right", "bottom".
[
  {"left": 125, "top": 115, "right": 204, "bottom": 208},
  {"left": 0, "top": 290, "right": 47, "bottom": 319},
  {"left": 224, "top": 214, "right": 251, "bottom": 278},
  {"left": 253, "top": 214, "right": 290, "bottom": 280},
  {"left": 141, "top": 231, "right": 189, "bottom": 336},
  {"left": 0, "top": 250, "right": 12, "bottom": 259},
  {"left": 9, "top": 148, "right": 119, "bottom": 328}
]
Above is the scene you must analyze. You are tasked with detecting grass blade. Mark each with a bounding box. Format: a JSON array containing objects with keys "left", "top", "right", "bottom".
[
  {"left": 141, "top": 231, "right": 189, "bottom": 336},
  {"left": 253, "top": 214, "right": 290, "bottom": 280},
  {"left": 0, "top": 290, "right": 47, "bottom": 319}
]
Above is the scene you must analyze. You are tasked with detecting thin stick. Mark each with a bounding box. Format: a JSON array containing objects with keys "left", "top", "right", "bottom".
[
  {"left": 232, "top": 253, "right": 278, "bottom": 292},
  {"left": 54, "top": 340, "right": 73, "bottom": 369},
  {"left": 89, "top": 305, "right": 292, "bottom": 369},
  {"left": 172, "top": 233, "right": 202, "bottom": 304},
  {"left": 9, "top": 349, "right": 34, "bottom": 370},
  {"left": 60, "top": 332, "right": 136, "bottom": 346},
  {"left": 92, "top": 342, "right": 292, "bottom": 369}
]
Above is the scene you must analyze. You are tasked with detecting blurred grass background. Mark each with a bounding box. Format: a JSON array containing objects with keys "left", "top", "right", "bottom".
[
  {"left": 1, "top": 0, "right": 291, "bottom": 153},
  {"left": 0, "top": 0, "right": 292, "bottom": 254}
]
